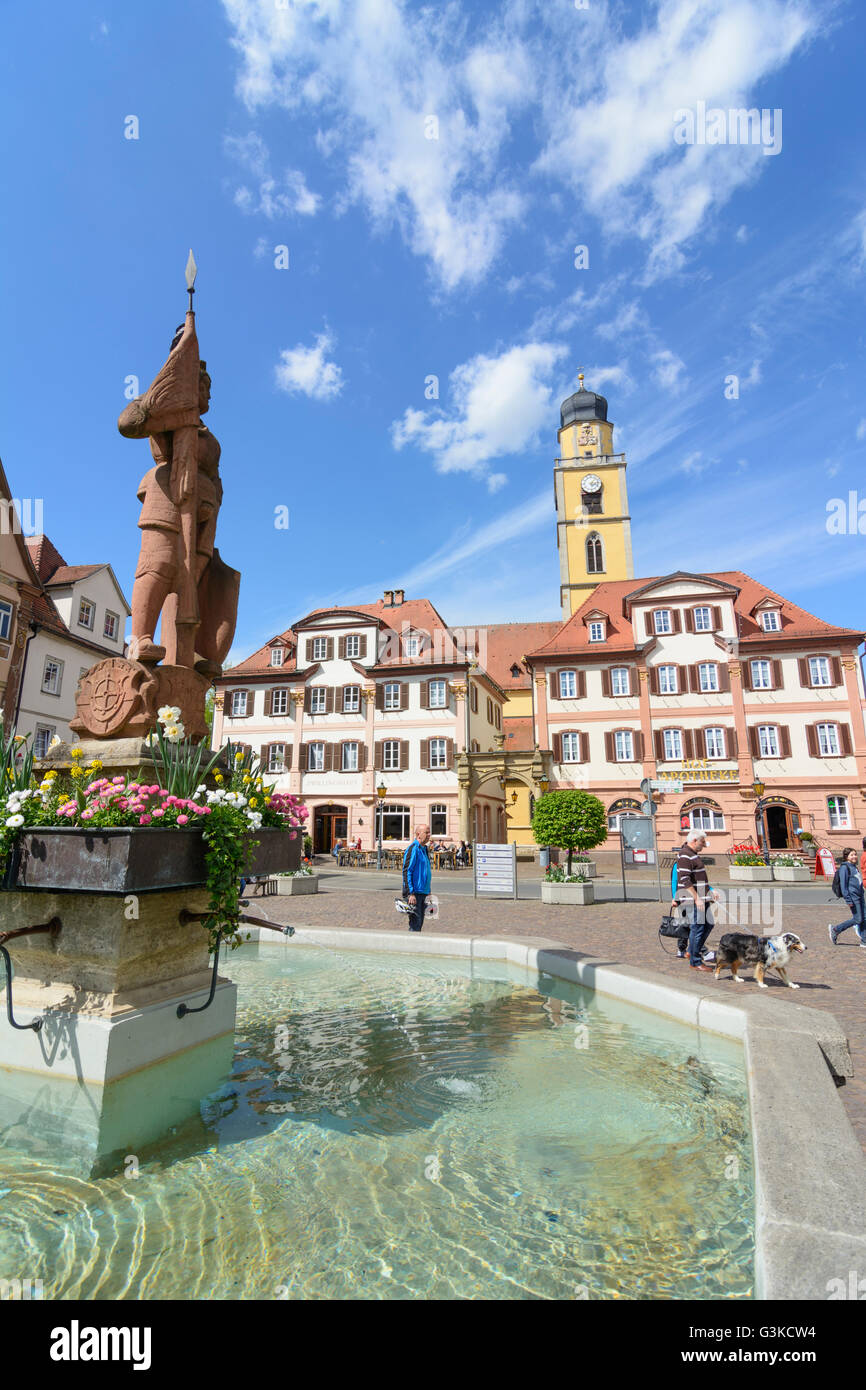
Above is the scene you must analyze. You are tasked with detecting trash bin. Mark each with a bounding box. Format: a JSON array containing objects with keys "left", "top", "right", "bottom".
[{"left": 539, "top": 848, "right": 550, "bottom": 869}]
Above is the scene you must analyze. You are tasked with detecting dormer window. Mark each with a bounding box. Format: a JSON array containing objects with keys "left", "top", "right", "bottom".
[
  {"left": 588, "top": 621, "right": 605, "bottom": 643},
  {"left": 270, "top": 648, "right": 284, "bottom": 667},
  {"left": 510, "top": 664, "right": 521, "bottom": 678},
  {"left": 405, "top": 634, "right": 421, "bottom": 658},
  {"left": 761, "top": 611, "right": 781, "bottom": 632}
]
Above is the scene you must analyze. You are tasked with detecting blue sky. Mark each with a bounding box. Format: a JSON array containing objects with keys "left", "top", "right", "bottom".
[{"left": 1, "top": 0, "right": 864, "bottom": 662}]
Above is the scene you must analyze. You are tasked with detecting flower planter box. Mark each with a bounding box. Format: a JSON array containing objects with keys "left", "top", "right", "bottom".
[
  {"left": 728, "top": 864, "right": 773, "bottom": 882},
  {"left": 541, "top": 881, "right": 595, "bottom": 905},
  {"left": 3, "top": 826, "right": 300, "bottom": 894},
  {"left": 772, "top": 865, "right": 811, "bottom": 882},
  {"left": 276, "top": 874, "right": 318, "bottom": 896},
  {"left": 570, "top": 862, "right": 597, "bottom": 878}
]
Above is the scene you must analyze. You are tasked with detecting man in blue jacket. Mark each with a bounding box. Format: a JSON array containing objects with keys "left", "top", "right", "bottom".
[{"left": 403, "top": 824, "right": 432, "bottom": 932}]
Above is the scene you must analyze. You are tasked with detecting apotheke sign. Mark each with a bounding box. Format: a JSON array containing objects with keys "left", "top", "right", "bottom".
[{"left": 658, "top": 759, "right": 738, "bottom": 786}]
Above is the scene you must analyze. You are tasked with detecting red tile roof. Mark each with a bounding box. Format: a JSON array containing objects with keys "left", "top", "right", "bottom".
[
  {"left": 24, "top": 534, "right": 67, "bottom": 583},
  {"left": 475, "top": 622, "right": 561, "bottom": 689},
  {"left": 502, "top": 716, "right": 536, "bottom": 751},
  {"left": 44, "top": 564, "right": 106, "bottom": 587},
  {"left": 226, "top": 630, "right": 298, "bottom": 677}
]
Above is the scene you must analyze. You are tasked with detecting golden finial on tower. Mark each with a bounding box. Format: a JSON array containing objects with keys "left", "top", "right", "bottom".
[{"left": 578, "top": 370, "right": 585, "bottom": 391}]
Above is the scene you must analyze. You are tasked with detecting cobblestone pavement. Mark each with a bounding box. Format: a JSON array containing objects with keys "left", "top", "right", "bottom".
[{"left": 249, "top": 885, "right": 866, "bottom": 1151}]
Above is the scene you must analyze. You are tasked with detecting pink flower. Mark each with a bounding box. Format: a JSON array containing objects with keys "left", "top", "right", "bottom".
[
  {"left": 152, "top": 808, "right": 165, "bottom": 819},
  {"left": 289, "top": 831, "right": 297, "bottom": 839},
  {"left": 139, "top": 814, "right": 152, "bottom": 826},
  {"left": 112, "top": 776, "right": 125, "bottom": 785},
  {"left": 81, "top": 810, "right": 94, "bottom": 820},
  {"left": 177, "top": 814, "right": 189, "bottom": 825}
]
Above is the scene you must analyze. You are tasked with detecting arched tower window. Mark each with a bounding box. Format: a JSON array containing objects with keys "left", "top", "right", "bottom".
[{"left": 586, "top": 531, "right": 605, "bottom": 574}]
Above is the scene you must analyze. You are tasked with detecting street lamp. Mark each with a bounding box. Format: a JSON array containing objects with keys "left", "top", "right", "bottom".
[
  {"left": 376, "top": 781, "right": 387, "bottom": 870},
  {"left": 752, "top": 780, "right": 770, "bottom": 865},
  {"left": 538, "top": 774, "right": 549, "bottom": 794}
]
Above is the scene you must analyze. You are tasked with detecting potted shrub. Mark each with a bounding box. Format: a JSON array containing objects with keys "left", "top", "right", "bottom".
[
  {"left": 728, "top": 842, "right": 773, "bottom": 882},
  {"left": 771, "top": 854, "right": 811, "bottom": 882},
  {"left": 276, "top": 865, "right": 319, "bottom": 896},
  {"left": 1, "top": 719, "right": 308, "bottom": 950},
  {"left": 532, "top": 790, "right": 607, "bottom": 905}
]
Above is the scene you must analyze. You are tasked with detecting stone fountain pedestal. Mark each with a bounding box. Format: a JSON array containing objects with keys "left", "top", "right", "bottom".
[{"left": 0, "top": 887, "right": 237, "bottom": 1174}]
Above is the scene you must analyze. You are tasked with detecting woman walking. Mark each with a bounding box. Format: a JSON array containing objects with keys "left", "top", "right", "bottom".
[{"left": 829, "top": 848, "right": 866, "bottom": 946}]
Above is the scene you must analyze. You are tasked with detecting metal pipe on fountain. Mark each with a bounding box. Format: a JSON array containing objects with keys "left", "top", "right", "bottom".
[
  {"left": 0, "top": 916, "right": 61, "bottom": 1033},
  {"left": 175, "top": 906, "right": 296, "bottom": 1021}
]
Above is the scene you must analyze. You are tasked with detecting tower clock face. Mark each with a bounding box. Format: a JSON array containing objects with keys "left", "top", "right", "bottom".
[{"left": 581, "top": 473, "right": 602, "bottom": 493}]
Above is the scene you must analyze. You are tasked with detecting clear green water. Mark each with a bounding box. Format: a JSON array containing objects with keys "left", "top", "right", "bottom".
[{"left": 0, "top": 944, "right": 754, "bottom": 1299}]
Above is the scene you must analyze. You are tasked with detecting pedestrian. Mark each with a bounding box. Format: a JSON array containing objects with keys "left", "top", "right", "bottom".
[
  {"left": 668, "top": 842, "right": 691, "bottom": 959},
  {"left": 829, "top": 848, "right": 866, "bottom": 946},
  {"left": 675, "top": 831, "right": 720, "bottom": 972},
  {"left": 860, "top": 836, "right": 866, "bottom": 884},
  {"left": 402, "top": 823, "right": 432, "bottom": 932}
]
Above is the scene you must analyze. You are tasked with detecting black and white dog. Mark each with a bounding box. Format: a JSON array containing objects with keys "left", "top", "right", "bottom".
[{"left": 713, "top": 931, "right": 807, "bottom": 989}]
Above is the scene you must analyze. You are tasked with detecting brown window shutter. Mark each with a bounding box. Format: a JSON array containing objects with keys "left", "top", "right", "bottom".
[
  {"left": 633, "top": 730, "right": 644, "bottom": 760},
  {"left": 600, "top": 668, "right": 611, "bottom": 698},
  {"left": 698, "top": 727, "right": 710, "bottom": 758},
  {"left": 374, "top": 740, "right": 383, "bottom": 769},
  {"left": 579, "top": 731, "right": 589, "bottom": 763},
  {"left": 299, "top": 743, "right": 308, "bottom": 771},
  {"left": 420, "top": 739, "right": 429, "bottom": 770},
  {"left": 805, "top": 724, "right": 819, "bottom": 757},
  {"left": 830, "top": 656, "right": 843, "bottom": 687},
  {"left": 711, "top": 606, "right": 722, "bottom": 630},
  {"left": 358, "top": 634, "right": 367, "bottom": 659},
  {"left": 549, "top": 672, "right": 558, "bottom": 700},
  {"left": 726, "top": 727, "right": 737, "bottom": 757},
  {"left": 717, "top": 663, "right": 730, "bottom": 692},
  {"left": 604, "top": 731, "right": 615, "bottom": 761},
  {"left": 648, "top": 666, "right": 659, "bottom": 696},
  {"left": 688, "top": 664, "right": 699, "bottom": 694},
  {"left": 284, "top": 745, "right": 292, "bottom": 770},
  {"left": 683, "top": 608, "right": 694, "bottom": 632},
  {"left": 748, "top": 726, "right": 760, "bottom": 758},
  {"left": 670, "top": 610, "right": 682, "bottom": 634},
  {"left": 552, "top": 732, "right": 562, "bottom": 761},
  {"left": 261, "top": 743, "right": 271, "bottom": 770},
  {"left": 338, "top": 636, "right": 346, "bottom": 660},
  {"left": 627, "top": 665, "right": 638, "bottom": 695},
  {"left": 653, "top": 730, "right": 664, "bottom": 761},
  {"left": 400, "top": 739, "right": 410, "bottom": 771},
  {"left": 771, "top": 660, "right": 783, "bottom": 690},
  {"left": 264, "top": 689, "right": 273, "bottom": 716},
  {"left": 326, "top": 638, "right": 334, "bottom": 661},
  {"left": 677, "top": 666, "right": 689, "bottom": 693},
  {"left": 341, "top": 686, "right": 349, "bottom": 713},
  {"left": 322, "top": 687, "right": 331, "bottom": 714},
  {"left": 306, "top": 640, "right": 316, "bottom": 664},
  {"left": 798, "top": 658, "right": 810, "bottom": 687},
  {"left": 577, "top": 670, "right": 587, "bottom": 698},
  {"left": 839, "top": 724, "right": 853, "bottom": 756},
  {"left": 742, "top": 662, "right": 753, "bottom": 692},
  {"left": 778, "top": 725, "right": 791, "bottom": 758},
  {"left": 421, "top": 680, "right": 430, "bottom": 709},
  {"left": 445, "top": 739, "right": 454, "bottom": 770},
  {"left": 304, "top": 687, "right": 312, "bottom": 714},
  {"left": 375, "top": 685, "right": 384, "bottom": 712},
  {"left": 682, "top": 729, "right": 695, "bottom": 759},
  {"left": 644, "top": 611, "right": 654, "bottom": 637},
  {"left": 400, "top": 683, "right": 409, "bottom": 711}
]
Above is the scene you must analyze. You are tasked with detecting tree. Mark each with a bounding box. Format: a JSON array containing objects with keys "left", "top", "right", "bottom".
[{"left": 531, "top": 790, "right": 607, "bottom": 874}]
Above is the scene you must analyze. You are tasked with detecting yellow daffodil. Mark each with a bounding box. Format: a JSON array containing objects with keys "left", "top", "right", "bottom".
[
  {"left": 264, "top": 797, "right": 271, "bottom": 806},
  {"left": 249, "top": 796, "right": 257, "bottom": 807},
  {"left": 242, "top": 774, "right": 251, "bottom": 784},
  {"left": 214, "top": 772, "right": 224, "bottom": 784},
  {"left": 234, "top": 751, "right": 244, "bottom": 763}
]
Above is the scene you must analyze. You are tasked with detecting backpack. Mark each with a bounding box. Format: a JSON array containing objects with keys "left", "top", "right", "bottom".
[{"left": 831, "top": 866, "right": 844, "bottom": 899}]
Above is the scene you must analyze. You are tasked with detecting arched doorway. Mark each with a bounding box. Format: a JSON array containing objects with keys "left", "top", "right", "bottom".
[
  {"left": 314, "top": 803, "right": 349, "bottom": 853},
  {"left": 757, "top": 796, "right": 801, "bottom": 851}
]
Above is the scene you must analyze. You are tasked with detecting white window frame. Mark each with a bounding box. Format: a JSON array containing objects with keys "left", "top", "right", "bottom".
[
  {"left": 658, "top": 665, "right": 678, "bottom": 694},
  {"left": 405, "top": 634, "right": 421, "bottom": 658},
  {"left": 662, "top": 729, "right": 682, "bottom": 761},
  {"left": 757, "top": 725, "right": 779, "bottom": 758},
  {"left": 751, "top": 660, "right": 772, "bottom": 690},
  {"left": 828, "top": 795, "right": 851, "bottom": 830},
  {"left": 693, "top": 607, "right": 712, "bottom": 632},
  {"left": 270, "top": 648, "right": 284, "bottom": 667},
  {"left": 343, "top": 686, "right": 360, "bottom": 713},
  {"left": 77, "top": 597, "right": 95, "bottom": 631},
  {"left": 34, "top": 724, "right": 56, "bottom": 759},
  {"left": 268, "top": 744, "right": 286, "bottom": 773},
  {"left": 310, "top": 687, "right": 327, "bottom": 714},
  {"left": 610, "top": 666, "right": 630, "bottom": 697},
  {"left": 429, "top": 679, "right": 447, "bottom": 708},
  {"left": 761, "top": 611, "right": 781, "bottom": 632},
  {"left": 561, "top": 732, "right": 582, "bottom": 763},
  {"left": 559, "top": 670, "right": 577, "bottom": 698},
  {"left": 384, "top": 682, "right": 401, "bottom": 711},
  {"left": 653, "top": 610, "right": 672, "bottom": 634},
  {"left": 588, "top": 621, "right": 605, "bottom": 643},
  {"left": 230, "top": 690, "right": 248, "bottom": 717},
  {"left": 705, "top": 727, "right": 726, "bottom": 760},
  {"left": 430, "top": 804, "right": 448, "bottom": 836},
  {"left": 698, "top": 662, "right": 719, "bottom": 693},
  {"left": 688, "top": 807, "right": 725, "bottom": 833},
  {"left": 103, "top": 610, "right": 119, "bottom": 641},
  {"left": 817, "top": 723, "right": 840, "bottom": 757},
  {"left": 271, "top": 688, "right": 288, "bottom": 716},
  {"left": 41, "top": 656, "right": 64, "bottom": 696},
  {"left": 378, "top": 804, "right": 410, "bottom": 840},
  {"left": 345, "top": 634, "right": 361, "bottom": 659},
  {"left": 311, "top": 637, "right": 328, "bottom": 661},
  {"left": 429, "top": 738, "right": 447, "bottom": 770},
  {"left": 608, "top": 810, "right": 640, "bottom": 832},
  {"left": 308, "top": 742, "right": 325, "bottom": 772},
  {"left": 809, "top": 656, "right": 831, "bottom": 688},
  {"left": 614, "top": 730, "right": 634, "bottom": 761},
  {"left": 383, "top": 740, "right": 401, "bottom": 771},
  {"left": 341, "top": 742, "right": 359, "bottom": 771},
  {"left": 0, "top": 601, "right": 12, "bottom": 642}
]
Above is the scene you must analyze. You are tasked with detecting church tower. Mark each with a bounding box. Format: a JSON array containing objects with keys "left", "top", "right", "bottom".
[{"left": 554, "top": 375, "right": 634, "bottom": 620}]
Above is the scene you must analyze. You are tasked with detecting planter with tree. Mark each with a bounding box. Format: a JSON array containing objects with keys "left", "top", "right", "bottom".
[{"left": 532, "top": 790, "right": 607, "bottom": 905}]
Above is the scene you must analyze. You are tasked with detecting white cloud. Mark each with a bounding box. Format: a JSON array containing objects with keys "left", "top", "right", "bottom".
[
  {"left": 856, "top": 419, "right": 866, "bottom": 442},
  {"left": 651, "top": 348, "right": 687, "bottom": 393},
  {"left": 226, "top": 131, "right": 321, "bottom": 217},
  {"left": 735, "top": 224, "right": 751, "bottom": 243},
  {"left": 274, "top": 330, "right": 344, "bottom": 401},
  {"left": 681, "top": 451, "right": 708, "bottom": 475},
  {"left": 583, "top": 363, "right": 636, "bottom": 395},
  {"left": 391, "top": 341, "right": 568, "bottom": 485}
]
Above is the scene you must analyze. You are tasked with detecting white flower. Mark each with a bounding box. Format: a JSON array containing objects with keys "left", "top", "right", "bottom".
[
  {"left": 194, "top": 784, "right": 206, "bottom": 797},
  {"left": 164, "top": 724, "right": 185, "bottom": 744},
  {"left": 5, "top": 814, "right": 24, "bottom": 828},
  {"left": 158, "top": 705, "right": 183, "bottom": 723}
]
